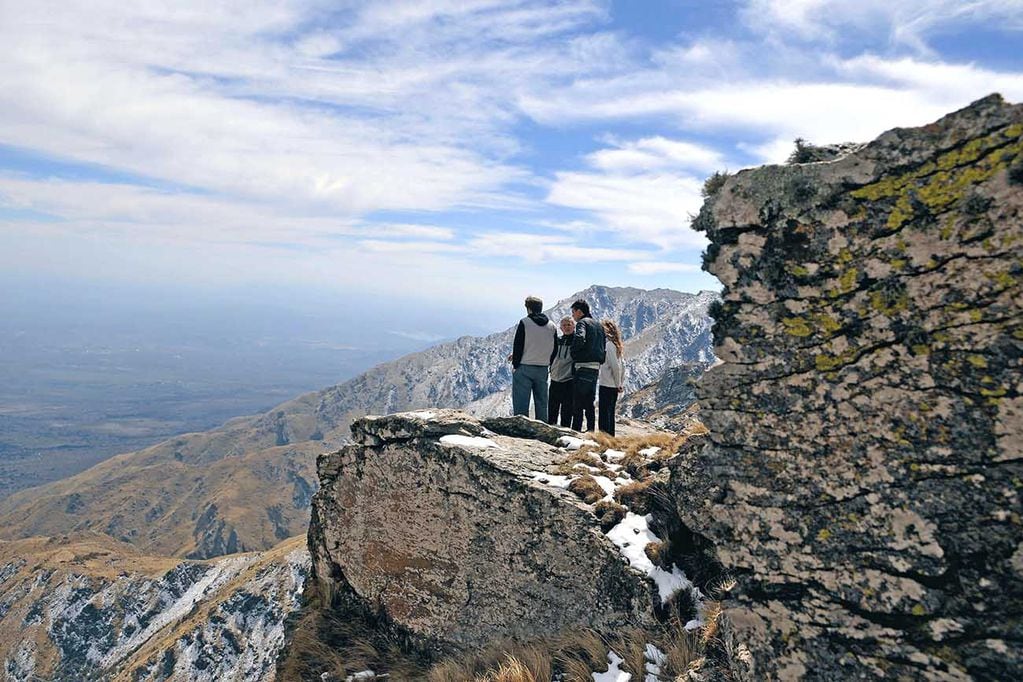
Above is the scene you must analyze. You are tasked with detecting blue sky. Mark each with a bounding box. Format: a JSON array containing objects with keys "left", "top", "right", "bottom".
[{"left": 1, "top": 0, "right": 1022, "bottom": 326}]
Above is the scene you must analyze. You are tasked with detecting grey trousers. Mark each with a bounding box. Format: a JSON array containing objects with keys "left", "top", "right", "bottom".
[{"left": 512, "top": 364, "right": 549, "bottom": 423}]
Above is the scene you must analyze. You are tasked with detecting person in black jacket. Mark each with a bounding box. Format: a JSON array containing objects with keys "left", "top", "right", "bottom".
[{"left": 569, "top": 299, "right": 605, "bottom": 432}]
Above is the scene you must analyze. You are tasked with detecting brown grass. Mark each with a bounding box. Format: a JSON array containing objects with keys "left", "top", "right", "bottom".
[
  {"left": 613, "top": 479, "right": 653, "bottom": 514},
  {"left": 643, "top": 540, "right": 667, "bottom": 568},
  {"left": 275, "top": 583, "right": 430, "bottom": 682},
  {"left": 567, "top": 476, "right": 605, "bottom": 504},
  {"left": 553, "top": 450, "right": 611, "bottom": 478},
  {"left": 592, "top": 500, "right": 626, "bottom": 531},
  {"left": 430, "top": 642, "right": 552, "bottom": 682}
]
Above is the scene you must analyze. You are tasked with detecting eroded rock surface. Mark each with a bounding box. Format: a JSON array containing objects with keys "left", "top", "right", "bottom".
[
  {"left": 308, "top": 411, "right": 666, "bottom": 653},
  {"left": 674, "top": 94, "right": 1022, "bottom": 679}
]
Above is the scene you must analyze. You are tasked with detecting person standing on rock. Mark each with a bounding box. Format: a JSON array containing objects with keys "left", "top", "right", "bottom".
[
  {"left": 598, "top": 319, "right": 625, "bottom": 436},
  {"left": 510, "top": 295, "right": 557, "bottom": 422},
  {"left": 547, "top": 316, "right": 576, "bottom": 427},
  {"left": 569, "top": 299, "right": 605, "bottom": 432}
]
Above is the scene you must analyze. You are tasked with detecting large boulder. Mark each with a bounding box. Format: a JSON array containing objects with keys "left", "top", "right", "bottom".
[
  {"left": 308, "top": 410, "right": 665, "bottom": 653},
  {"left": 675, "top": 94, "right": 1023, "bottom": 679}
]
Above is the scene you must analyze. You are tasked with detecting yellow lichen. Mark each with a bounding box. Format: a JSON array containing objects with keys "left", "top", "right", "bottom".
[
  {"left": 782, "top": 316, "right": 814, "bottom": 337},
  {"left": 967, "top": 355, "right": 988, "bottom": 369}
]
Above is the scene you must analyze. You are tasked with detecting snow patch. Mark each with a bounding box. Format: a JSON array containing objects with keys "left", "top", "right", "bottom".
[
  {"left": 606, "top": 513, "right": 697, "bottom": 604},
  {"left": 593, "top": 650, "right": 631, "bottom": 682},
  {"left": 439, "top": 435, "right": 498, "bottom": 449},
  {"left": 526, "top": 472, "right": 573, "bottom": 488},
  {"left": 638, "top": 446, "right": 660, "bottom": 457},
  {"left": 557, "top": 436, "right": 587, "bottom": 450},
  {"left": 603, "top": 449, "right": 626, "bottom": 460},
  {"left": 592, "top": 476, "right": 618, "bottom": 499},
  {"left": 99, "top": 555, "right": 256, "bottom": 669},
  {"left": 644, "top": 643, "right": 667, "bottom": 681}
]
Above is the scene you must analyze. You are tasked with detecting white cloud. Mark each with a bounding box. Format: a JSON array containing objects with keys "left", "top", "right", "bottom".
[
  {"left": 586, "top": 136, "right": 726, "bottom": 174},
  {"left": 467, "top": 232, "right": 651, "bottom": 263},
  {"left": 0, "top": 0, "right": 620, "bottom": 220},
  {"left": 546, "top": 170, "right": 707, "bottom": 250},
  {"left": 742, "top": 0, "right": 1023, "bottom": 52},
  {"left": 628, "top": 261, "right": 701, "bottom": 275}
]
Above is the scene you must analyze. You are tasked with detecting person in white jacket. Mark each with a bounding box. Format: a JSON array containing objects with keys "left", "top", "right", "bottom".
[{"left": 598, "top": 319, "right": 625, "bottom": 436}]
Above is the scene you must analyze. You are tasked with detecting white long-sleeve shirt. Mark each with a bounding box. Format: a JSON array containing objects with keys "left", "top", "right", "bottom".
[{"left": 599, "top": 343, "right": 625, "bottom": 389}]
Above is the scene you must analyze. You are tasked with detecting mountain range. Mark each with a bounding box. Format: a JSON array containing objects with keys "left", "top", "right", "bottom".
[
  {"left": 0, "top": 284, "right": 715, "bottom": 681},
  {"left": 0, "top": 285, "right": 716, "bottom": 560}
]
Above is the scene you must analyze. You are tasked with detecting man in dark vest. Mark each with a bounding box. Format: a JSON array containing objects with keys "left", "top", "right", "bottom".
[
  {"left": 510, "top": 295, "right": 557, "bottom": 422},
  {"left": 569, "top": 299, "right": 605, "bottom": 432}
]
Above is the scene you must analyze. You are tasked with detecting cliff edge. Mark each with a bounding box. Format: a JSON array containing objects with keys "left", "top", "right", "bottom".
[{"left": 674, "top": 93, "right": 1022, "bottom": 679}]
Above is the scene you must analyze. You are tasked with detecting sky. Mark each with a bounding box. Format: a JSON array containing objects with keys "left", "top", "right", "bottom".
[{"left": 1, "top": 0, "right": 1022, "bottom": 331}]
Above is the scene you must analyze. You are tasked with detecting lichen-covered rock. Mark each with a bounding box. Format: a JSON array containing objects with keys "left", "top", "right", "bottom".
[
  {"left": 675, "top": 94, "right": 1022, "bottom": 679},
  {"left": 308, "top": 410, "right": 662, "bottom": 653}
]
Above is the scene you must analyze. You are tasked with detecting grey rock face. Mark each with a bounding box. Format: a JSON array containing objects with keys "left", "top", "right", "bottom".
[
  {"left": 675, "top": 94, "right": 1023, "bottom": 679},
  {"left": 308, "top": 410, "right": 659, "bottom": 652},
  {"left": 0, "top": 536, "right": 308, "bottom": 682}
]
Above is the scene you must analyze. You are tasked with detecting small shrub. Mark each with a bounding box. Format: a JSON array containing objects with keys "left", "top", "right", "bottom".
[
  {"left": 613, "top": 480, "right": 654, "bottom": 514},
  {"left": 592, "top": 500, "right": 626, "bottom": 531},
  {"left": 787, "top": 137, "right": 822, "bottom": 164},
  {"left": 567, "top": 476, "right": 605, "bottom": 504},
  {"left": 701, "top": 170, "right": 731, "bottom": 198}
]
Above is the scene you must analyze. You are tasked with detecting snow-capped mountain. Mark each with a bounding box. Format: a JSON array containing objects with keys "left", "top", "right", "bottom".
[
  {"left": 319, "top": 285, "right": 717, "bottom": 422},
  {"left": 0, "top": 534, "right": 307, "bottom": 682}
]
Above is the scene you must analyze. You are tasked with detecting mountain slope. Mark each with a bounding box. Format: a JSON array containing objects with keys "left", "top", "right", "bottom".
[
  {"left": 0, "top": 534, "right": 307, "bottom": 682},
  {"left": 0, "top": 286, "right": 715, "bottom": 559}
]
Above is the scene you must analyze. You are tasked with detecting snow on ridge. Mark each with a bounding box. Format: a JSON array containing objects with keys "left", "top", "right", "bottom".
[{"left": 99, "top": 554, "right": 257, "bottom": 669}]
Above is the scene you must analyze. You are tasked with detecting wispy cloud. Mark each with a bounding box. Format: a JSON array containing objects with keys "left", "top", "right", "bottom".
[{"left": 0, "top": 1, "right": 1019, "bottom": 303}]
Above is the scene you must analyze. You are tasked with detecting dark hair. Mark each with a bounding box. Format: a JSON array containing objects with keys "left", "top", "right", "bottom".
[
  {"left": 570, "top": 299, "right": 590, "bottom": 316},
  {"left": 524, "top": 296, "right": 543, "bottom": 314}
]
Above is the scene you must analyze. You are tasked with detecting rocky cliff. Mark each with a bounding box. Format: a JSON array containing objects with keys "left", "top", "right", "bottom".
[
  {"left": 0, "top": 534, "right": 307, "bottom": 681},
  {"left": 673, "top": 94, "right": 1022, "bottom": 679},
  {"left": 295, "top": 411, "right": 711, "bottom": 677}
]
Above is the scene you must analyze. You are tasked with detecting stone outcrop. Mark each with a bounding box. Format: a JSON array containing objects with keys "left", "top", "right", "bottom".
[
  {"left": 674, "top": 94, "right": 1022, "bottom": 679},
  {"left": 308, "top": 410, "right": 664, "bottom": 653}
]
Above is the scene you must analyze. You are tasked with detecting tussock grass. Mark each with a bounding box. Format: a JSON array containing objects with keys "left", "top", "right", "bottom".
[
  {"left": 276, "top": 583, "right": 430, "bottom": 681},
  {"left": 613, "top": 479, "right": 654, "bottom": 514},
  {"left": 422, "top": 593, "right": 741, "bottom": 681},
  {"left": 567, "top": 476, "right": 605, "bottom": 504},
  {"left": 592, "top": 500, "right": 626, "bottom": 531}
]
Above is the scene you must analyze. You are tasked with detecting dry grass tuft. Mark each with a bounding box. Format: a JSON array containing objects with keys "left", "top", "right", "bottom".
[
  {"left": 700, "top": 601, "right": 724, "bottom": 647},
  {"left": 276, "top": 583, "right": 430, "bottom": 682},
  {"left": 610, "top": 627, "right": 649, "bottom": 678},
  {"left": 553, "top": 629, "right": 608, "bottom": 682},
  {"left": 643, "top": 540, "right": 668, "bottom": 568},
  {"left": 430, "top": 642, "right": 552, "bottom": 682},
  {"left": 554, "top": 449, "right": 611, "bottom": 478},
  {"left": 592, "top": 500, "right": 626, "bottom": 531},
  {"left": 567, "top": 475, "right": 605, "bottom": 504},
  {"left": 613, "top": 479, "right": 654, "bottom": 514},
  {"left": 660, "top": 620, "right": 704, "bottom": 676}
]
